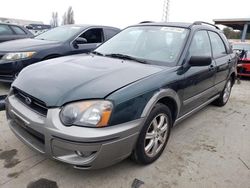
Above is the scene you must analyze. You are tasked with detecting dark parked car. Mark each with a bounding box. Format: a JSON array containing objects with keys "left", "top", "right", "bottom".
[
  {"left": 0, "top": 24, "right": 120, "bottom": 82},
  {"left": 0, "top": 23, "right": 33, "bottom": 43},
  {"left": 6, "top": 22, "right": 237, "bottom": 169}
]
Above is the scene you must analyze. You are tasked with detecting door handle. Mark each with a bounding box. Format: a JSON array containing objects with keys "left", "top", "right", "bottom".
[{"left": 209, "top": 65, "right": 215, "bottom": 71}]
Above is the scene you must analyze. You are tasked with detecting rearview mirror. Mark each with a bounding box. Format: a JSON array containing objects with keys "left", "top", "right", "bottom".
[
  {"left": 75, "top": 37, "right": 87, "bottom": 44},
  {"left": 189, "top": 56, "right": 212, "bottom": 66}
]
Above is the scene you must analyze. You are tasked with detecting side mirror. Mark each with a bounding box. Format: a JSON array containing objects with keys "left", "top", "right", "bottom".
[
  {"left": 189, "top": 56, "right": 212, "bottom": 66},
  {"left": 26, "top": 25, "right": 33, "bottom": 30},
  {"left": 75, "top": 37, "right": 87, "bottom": 44}
]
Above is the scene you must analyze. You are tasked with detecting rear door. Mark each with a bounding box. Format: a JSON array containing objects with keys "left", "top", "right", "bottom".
[
  {"left": 208, "top": 31, "right": 231, "bottom": 91},
  {"left": 70, "top": 28, "right": 104, "bottom": 54}
]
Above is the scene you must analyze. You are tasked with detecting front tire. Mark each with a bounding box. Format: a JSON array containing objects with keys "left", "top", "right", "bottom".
[
  {"left": 132, "top": 103, "right": 172, "bottom": 164},
  {"left": 213, "top": 78, "right": 232, "bottom": 107}
]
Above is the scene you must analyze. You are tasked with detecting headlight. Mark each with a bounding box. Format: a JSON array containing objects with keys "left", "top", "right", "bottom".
[
  {"left": 2, "top": 52, "right": 36, "bottom": 61},
  {"left": 60, "top": 100, "right": 113, "bottom": 127}
]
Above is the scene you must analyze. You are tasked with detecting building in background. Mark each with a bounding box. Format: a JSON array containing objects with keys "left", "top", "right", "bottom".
[
  {"left": 0, "top": 17, "right": 43, "bottom": 25},
  {"left": 214, "top": 18, "right": 250, "bottom": 42},
  {"left": 0, "top": 17, "right": 51, "bottom": 35}
]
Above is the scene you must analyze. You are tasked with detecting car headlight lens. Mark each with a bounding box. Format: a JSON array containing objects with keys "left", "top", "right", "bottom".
[
  {"left": 2, "top": 52, "right": 36, "bottom": 61},
  {"left": 60, "top": 100, "right": 113, "bottom": 127}
]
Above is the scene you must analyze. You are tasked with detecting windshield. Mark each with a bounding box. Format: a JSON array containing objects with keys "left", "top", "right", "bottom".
[
  {"left": 35, "top": 26, "right": 82, "bottom": 42},
  {"left": 95, "top": 26, "right": 189, "bottom": 65}
]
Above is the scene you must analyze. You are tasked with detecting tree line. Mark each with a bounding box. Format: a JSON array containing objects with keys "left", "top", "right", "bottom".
[
  {"left": 223, "top": 27, "right": 250, "bottom": 39},
  {"left": 50, "top": 6, "right": 75, "bottom": 27}
]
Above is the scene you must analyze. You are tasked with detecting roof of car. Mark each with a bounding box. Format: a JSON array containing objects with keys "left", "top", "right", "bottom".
[
  {"left": 61, "top": 24, "right": 120, "bottom": 30},
  {"left": 0, "top": 22, "right": 25, "bottom": 27}
]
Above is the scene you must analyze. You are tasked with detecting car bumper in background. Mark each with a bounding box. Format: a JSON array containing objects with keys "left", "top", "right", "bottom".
[
  {"left": 6, "top": 95, "right": 143, "bottom": 169},
  {"left": 0, "top": 58, "right": 36, "bottom": 82},
  {"left": 237, "top": 63, "right": 250, "bottom": 77}
]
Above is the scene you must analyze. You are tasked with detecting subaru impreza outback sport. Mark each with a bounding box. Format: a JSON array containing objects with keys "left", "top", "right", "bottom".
[{"left": 6, "top": 22, "right": 237, "bottom": 169}]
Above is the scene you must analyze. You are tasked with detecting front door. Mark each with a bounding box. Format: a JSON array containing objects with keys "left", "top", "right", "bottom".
[{"left": 180, "top": 30, "right": 216, "bottom": 116}]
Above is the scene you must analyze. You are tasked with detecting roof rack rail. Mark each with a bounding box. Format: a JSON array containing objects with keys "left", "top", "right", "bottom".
[
  {"left": 192, "top": 21, "right": 220, "bottom": 30},
  {"left": 139, "top": 21, "right": 154, "bottom": 24}
]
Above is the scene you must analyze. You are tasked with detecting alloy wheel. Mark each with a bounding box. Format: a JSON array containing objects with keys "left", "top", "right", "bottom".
[
  {"left": 144, "top": 113, "right": 169, "bottom": 157},
  {"left": 223, "top": 80, "right": 231, "bottom": 103}
]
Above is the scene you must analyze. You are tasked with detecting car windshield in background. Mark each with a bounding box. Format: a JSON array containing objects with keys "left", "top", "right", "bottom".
[
  {"left": 233, "top": 43, "right": 250, "bottom": 51},
  {"left": 35, "top": 26, "right": 82, "bottom": 42},
  {"left": 95, "top": 26, "right": 189, "bottom": 65}
]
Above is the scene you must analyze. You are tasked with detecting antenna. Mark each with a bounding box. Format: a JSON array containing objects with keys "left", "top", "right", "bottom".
[{"left": 162, "top": 0, "right": 170, "bottom": 22}]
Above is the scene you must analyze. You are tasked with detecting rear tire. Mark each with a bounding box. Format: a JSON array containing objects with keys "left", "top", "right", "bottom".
[
  {"left": 132, "top": 103, "right": 172, "bottom": 164},
  {"left": 213, "top": 78, "right": 232, "bottom": 107}
]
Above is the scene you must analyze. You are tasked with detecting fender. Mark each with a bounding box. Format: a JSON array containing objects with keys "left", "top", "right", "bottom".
[{"left": 141, "top": 88, "right": 181, "bottom": 120}]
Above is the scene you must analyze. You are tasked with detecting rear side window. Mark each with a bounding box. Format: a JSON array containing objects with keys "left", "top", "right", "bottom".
[
  {"left": 189, "top": 30, "right": 211, "bottom": 57},
  {"left": 208, "top": 31, "right": 227, "bottom": 58},
  {"left": 105, "top": 29, "right": 119, "bottom": 40},
  {"left": 0, "top": 25, "right": 14, "bottom": 35},
  {"left": 11, "top": 26, "right": 26, "bottom": 35},
  {"left": 80, "top": 28, "right": 104, "bottom": 43}
]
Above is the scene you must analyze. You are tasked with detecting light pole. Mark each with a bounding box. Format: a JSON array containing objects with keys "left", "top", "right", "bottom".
[{"left": 162, "top": 0, "right": 170, "bottom": 22}]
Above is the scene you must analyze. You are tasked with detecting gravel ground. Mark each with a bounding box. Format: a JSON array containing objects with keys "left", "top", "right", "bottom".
[{"left": 0, "top": 80, "right": 249, "bottom": 188}]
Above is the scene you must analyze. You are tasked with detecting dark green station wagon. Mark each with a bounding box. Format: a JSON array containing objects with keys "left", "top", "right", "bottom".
[{"left": 6, "top": 21, "right": 237, "bottom": 169}]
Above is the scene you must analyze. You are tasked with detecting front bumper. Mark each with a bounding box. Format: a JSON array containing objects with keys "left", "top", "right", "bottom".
[
  {"left": 0, "top": 58, "right": 36, "bottom": 82},
  {"left": 6, "top": 95, "right": 143, "bottom": 169}
]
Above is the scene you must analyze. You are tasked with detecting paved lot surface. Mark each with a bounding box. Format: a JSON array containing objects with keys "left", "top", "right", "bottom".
[{"left": 0, "top": 81, "right": 249, "bottom": 188}]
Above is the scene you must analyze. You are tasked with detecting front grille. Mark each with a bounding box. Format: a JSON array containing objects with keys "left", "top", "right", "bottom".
[{"left": 13, "top": 88, "right": 48, "bottom": 116}]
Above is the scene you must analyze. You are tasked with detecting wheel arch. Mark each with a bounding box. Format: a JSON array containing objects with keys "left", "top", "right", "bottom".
[{"left": 141, "top": 89, "right": 181, "bottom": 123}]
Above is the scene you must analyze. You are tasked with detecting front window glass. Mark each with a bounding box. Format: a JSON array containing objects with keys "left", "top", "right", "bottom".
[
  {"left": 189, "top": 31, "right": 211, "bottom": 57},
  {"left": 95, "top": 26, "right": 189, "bottom": 65},
  {"left": 35, "top": 26, "right": 82, "bottom": 42},
  {"left": 79, "top": 28, "right": 103, "bottom": 43}
]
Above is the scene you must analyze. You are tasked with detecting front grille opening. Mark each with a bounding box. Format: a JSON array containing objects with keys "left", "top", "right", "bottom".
[
  {"left": 13, "top": 87, "right": 48, "bottom": 116},
  {"left": 24, "top": 125, "right": 45, "bottom": 144},
  {"left": 7, "top": 108, "right": 45, "bottom": 149}
]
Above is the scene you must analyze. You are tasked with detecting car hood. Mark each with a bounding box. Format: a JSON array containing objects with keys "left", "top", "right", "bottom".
[
  {"left": 13, "top": 54, "right": 166, "bottom": 107},
  {"left": 0, "top": 38, "right": 60, "bottom": 52}
]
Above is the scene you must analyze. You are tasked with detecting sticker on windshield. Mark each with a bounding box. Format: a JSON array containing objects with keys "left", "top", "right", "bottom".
[
  {"left": 161, "top": 27, "right": 186, "bottom": 33},
  {"left": 70, "top": 27, "right": 81, "bottom": 30}
]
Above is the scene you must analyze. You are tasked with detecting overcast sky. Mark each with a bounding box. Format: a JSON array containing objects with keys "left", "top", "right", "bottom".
[{"left": 1, "top": 0, "right": 250, "bottom": 28}]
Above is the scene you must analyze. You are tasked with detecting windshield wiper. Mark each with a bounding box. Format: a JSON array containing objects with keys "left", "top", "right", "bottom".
[
  {"left": 91, "top": 51, "right": 105, "bottom": 56},
  {"left": 105, "top": 53, "right": 148, "bottom": 64}
]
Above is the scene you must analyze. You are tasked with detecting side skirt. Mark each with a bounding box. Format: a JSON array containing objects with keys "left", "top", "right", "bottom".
[{"left": 174, "top": 94, "right": 220, "bottom": 126}]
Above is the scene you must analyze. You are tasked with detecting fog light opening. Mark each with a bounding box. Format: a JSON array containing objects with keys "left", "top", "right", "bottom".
[{"left": 75, "top": 150, "right": 95, "bottom": 158}]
